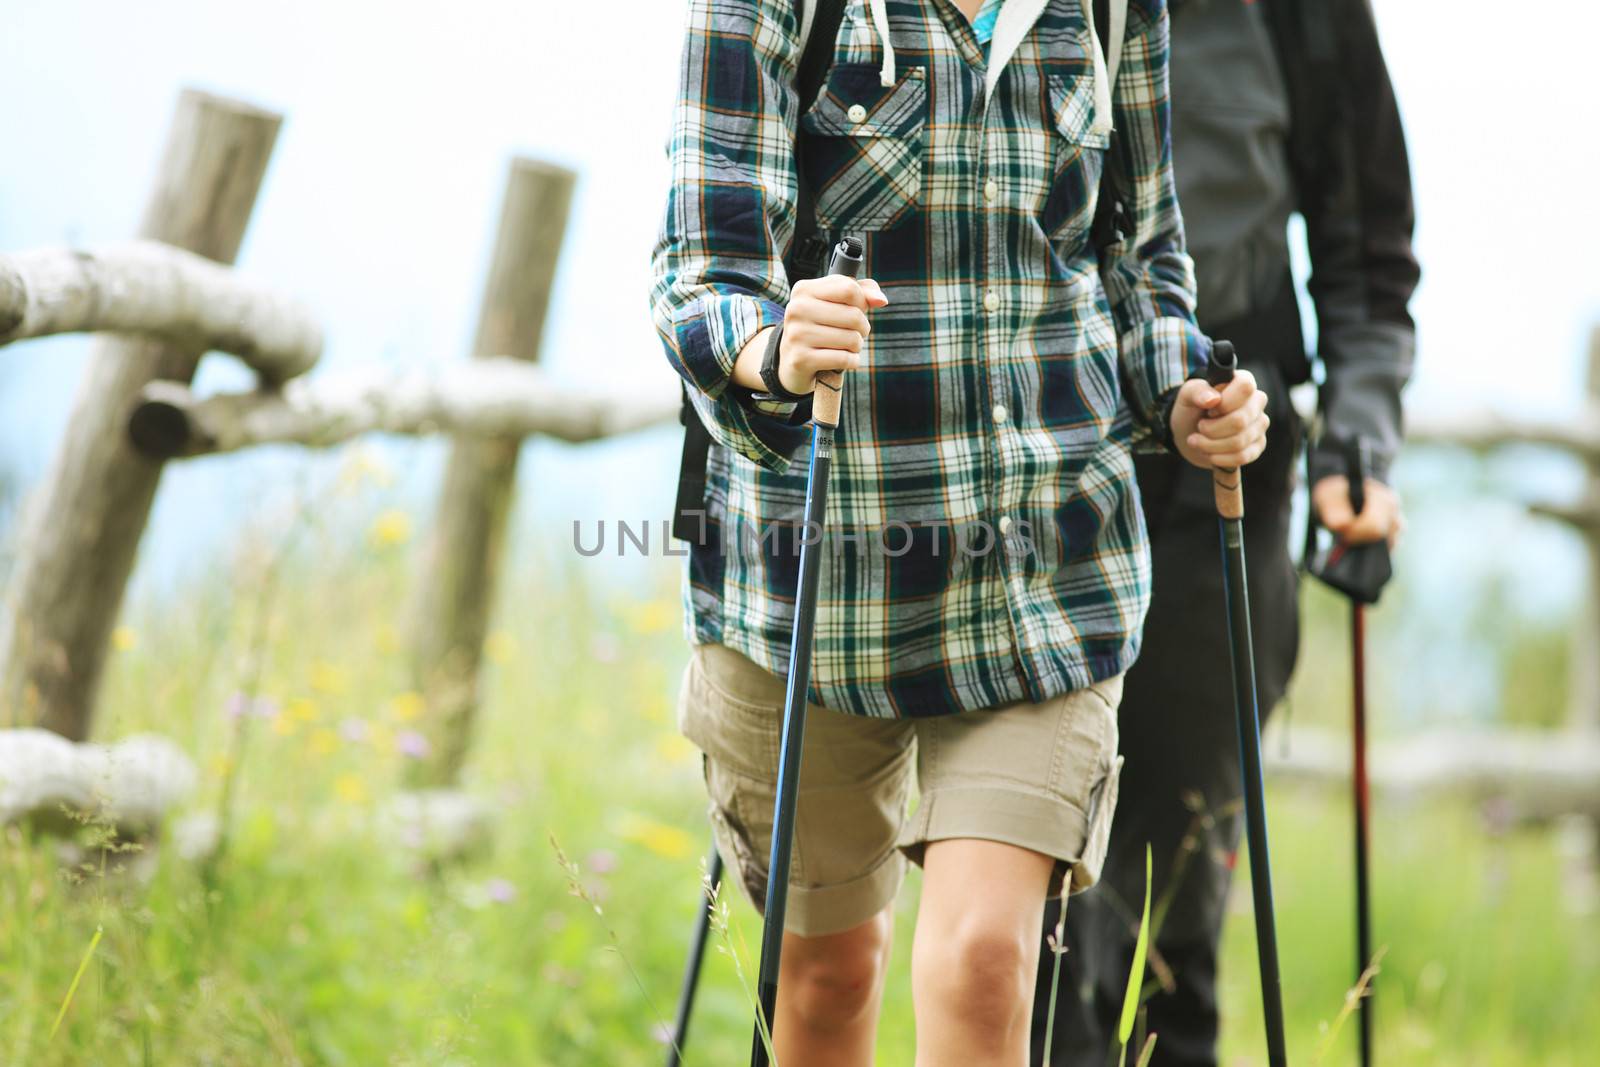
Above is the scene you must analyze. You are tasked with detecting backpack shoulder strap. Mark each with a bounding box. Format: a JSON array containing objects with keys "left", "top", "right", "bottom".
[
  {"left": 1090, "top": 0, "right": 1132, "bottom": 252},
  {"left": 788, "top": 0, "right": 848, "bottom": 280}
]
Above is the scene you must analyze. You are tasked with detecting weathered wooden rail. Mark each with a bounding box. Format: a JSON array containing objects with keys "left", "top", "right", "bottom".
[{"left": 0, "top": 89, "right": 677, "bottom": 800}]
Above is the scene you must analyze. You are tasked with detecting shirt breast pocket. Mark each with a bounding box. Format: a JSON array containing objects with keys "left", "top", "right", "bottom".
[
  {"left": 1041, "top": 72, "right": 1112, "bottom": 249},
  {"left": 798, "top": 64, "right": 928, "bottom": 233}
]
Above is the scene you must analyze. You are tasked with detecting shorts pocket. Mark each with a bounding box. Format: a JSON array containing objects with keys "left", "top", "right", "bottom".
[
  {"left": 677, "top": 644, "right": 783, "bottom": 779},
  {"left": 799, "top": 63, "right": 927, "bottom": 232},
  {"left": 1041, "top": 72, "right": 1111, "bottom": 248},
  {"left": 1071, "top": 752, "right": 1123, "bottom": 893}
]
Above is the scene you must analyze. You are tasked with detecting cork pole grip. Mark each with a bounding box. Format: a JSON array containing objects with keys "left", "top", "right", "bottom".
[
  {"left": 812, "top": 369, "right": 843, "bottom": 427},
  {"left": 1205, "top": 341, "right": 1245, "bottom": 520},
  {"left": 810, "top": 237, "right": 865, "bottom": 429}
]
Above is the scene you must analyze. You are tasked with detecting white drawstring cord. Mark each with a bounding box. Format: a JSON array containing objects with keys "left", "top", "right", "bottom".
[
  {"left": 1083, "top": 0, "right": 1114, "bottom": 137},
  {"left": 868, "top": 0, "right": 897, "bottom": 86}
]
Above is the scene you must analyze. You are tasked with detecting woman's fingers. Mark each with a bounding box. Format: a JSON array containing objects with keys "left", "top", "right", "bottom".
[
  {"left": 788, "top": 320, "right": 865, "bottom": 354},
  {"left": 1187, "top": 412, "right": 1270, "bottom": 460},
  {"left": 1213, "top": 369, "right": 1259, "bottom": 413},
  {"left": 1195, "top": 390, "right": 1268, "bottom": 438},
  {"left": 797, "top": 297, "right": 872, "bottom": 336}
]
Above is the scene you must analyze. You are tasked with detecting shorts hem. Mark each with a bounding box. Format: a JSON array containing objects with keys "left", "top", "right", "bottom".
[
  {"left": 897, "top": 785, "right": 1091, "bottom": 895},
  {"left": 783, "top": 849, "right": 909, "bottom": 938}
]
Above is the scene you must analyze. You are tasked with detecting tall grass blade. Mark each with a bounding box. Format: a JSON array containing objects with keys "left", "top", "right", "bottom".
[
  {"left": 1117, "top": 845, "right": 1153, "bottom": 1053},
  {"left": 1041, "top": 869, "right": 1072, "bottom": 1064},
  {"left": 49, "top": 923, "right": 103, "bottom": 1041}
]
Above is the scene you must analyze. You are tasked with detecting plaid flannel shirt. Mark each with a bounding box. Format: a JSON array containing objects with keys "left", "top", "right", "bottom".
[{"left": 649, "top": 0, "right": 1208, "bottom": 718}]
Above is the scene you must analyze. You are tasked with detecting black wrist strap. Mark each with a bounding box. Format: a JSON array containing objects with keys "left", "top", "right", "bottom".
[{"left": 758, "top": 324, "right": 808, "bottom": 402}]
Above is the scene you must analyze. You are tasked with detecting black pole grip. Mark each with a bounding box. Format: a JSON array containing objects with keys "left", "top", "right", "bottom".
[
  {"left": 811, "top": 236, "right": 864, "bottom": 428},
  {"left": 1345, "top": 437, "right": 1371, "bottom": 516},
  {"left": 828, "top": 235, "right": 864, "bottom": 279},
  {"left": 1204, "top": 340, "right": 1243, "bottom": 519},
  {"left": 1206, "top": 339, "right": 1238, "bottom": 388}
]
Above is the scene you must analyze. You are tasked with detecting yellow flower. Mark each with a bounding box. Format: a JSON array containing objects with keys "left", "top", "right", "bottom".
[
  {"left": 369, "top": 509, "right": 413, "bottom": 548},
  {"left": 272, "top": 715, "right": 298, "bottom": 737},
  {"left": 374, "top": 623, "right": 401, "bottom": 656},
  {"left": 307, "top": 728, "right": 339, "bottom": 757},
  {"left": 334, "top": 774, "right": 368, "bottom": 805},
  {"left": 390, "top": 691, "right": 426, "bottom": 722},
  {"left": 484, "top": 630, "right": 517, "bottom": 665},
  {"left": 624, "top": 600, "right": 676, "bottom": 636},
  {"left": 111, "top": 627, "right": 138, "bottom": 652},
  {"left": 287, "top": 697, "right": 320, "bottom": 723},
  {"left": 337, "top": 444, "right": 396, "bottom": 493},
  {"left": 308, "top": 661, "right": 348, "bottom": 696},
  {"left": 617, "top": 814, "right": 694, "bottom": 860},
  {"left": 656, "top": 734, "right": 696, "bottom": 766}
]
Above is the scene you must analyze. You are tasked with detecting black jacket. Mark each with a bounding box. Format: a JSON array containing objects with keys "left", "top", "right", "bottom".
[{"left": 1170, "top": 0, "right": 1419, "bottom": 484}]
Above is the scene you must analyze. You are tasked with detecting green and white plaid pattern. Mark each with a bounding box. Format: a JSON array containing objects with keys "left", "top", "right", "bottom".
[{"left": 649, "top": 0, "right": 1208, "bottom": 718}]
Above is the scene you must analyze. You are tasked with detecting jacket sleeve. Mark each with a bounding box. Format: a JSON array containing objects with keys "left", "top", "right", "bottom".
[
  {"left": 648, "top": 0, "right": 811, "bottom": 475},
  {"left": 1097, "top": 4, "right": 1211, "bottom": 452},
  {"left": 1299, "top": 0, "right": 1420, "bottom": 485}
]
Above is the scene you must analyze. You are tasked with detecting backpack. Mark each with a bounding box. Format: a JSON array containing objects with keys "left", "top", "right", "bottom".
[{"left": 671, "top": 0, "right": 1127, "bottom": 545}]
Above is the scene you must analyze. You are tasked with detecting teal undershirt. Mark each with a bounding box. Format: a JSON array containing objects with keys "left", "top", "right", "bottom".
[{"left": 971, "top": 0, "right": 1003, "bottom": 59}]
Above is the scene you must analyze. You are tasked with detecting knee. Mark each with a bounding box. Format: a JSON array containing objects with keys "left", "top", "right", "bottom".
[
  {"left": 918, "top": 921, "right": 1034, "bottom": 1042},
  {"left": 784, "top": 912, "right": 891, "bottom": 1031}
]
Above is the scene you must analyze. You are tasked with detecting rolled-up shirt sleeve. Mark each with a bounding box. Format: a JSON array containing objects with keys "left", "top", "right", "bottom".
[
  {"left": 648, "top": 0, "right": 809, "bottom": 473},
  {"left": 1097, "top": 6, "right": 1210, "bottom": 450}
]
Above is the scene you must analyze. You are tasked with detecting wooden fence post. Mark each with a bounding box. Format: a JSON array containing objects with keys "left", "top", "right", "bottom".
[
  {"left": 407, "top": 158, "right": 576, "bottom": 786},
  {"left": 0, "top": 90, "right": 281, "bottom": 740},
  {"left": 1569, "top": 325, "right": 1600, "bottom": 734}
]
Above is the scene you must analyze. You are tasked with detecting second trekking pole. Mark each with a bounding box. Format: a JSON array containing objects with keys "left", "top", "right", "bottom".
[
  {"left": 1206, "top": 340, "right": 1289, "bottom": 1067},
  {"left": 1308, "top": 435, "right": 1394, "bottom": 1067},
  {"left": 749, "top": 235, "right": 865, "bottom": 1067}
]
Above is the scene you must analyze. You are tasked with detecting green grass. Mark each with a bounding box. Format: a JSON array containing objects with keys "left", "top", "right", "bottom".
[{"left": 2, "top": 483, "right": 1597, "bottom": 1064}]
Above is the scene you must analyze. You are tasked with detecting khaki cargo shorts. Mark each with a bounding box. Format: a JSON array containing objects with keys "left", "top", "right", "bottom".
[{"left": 676, "top": 641, "right": 1124, "bottom": 937}]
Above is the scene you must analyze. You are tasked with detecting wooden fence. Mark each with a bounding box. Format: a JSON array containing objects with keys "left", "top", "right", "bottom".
[{"left": 0, "top": 90, "right": 675, "bottom": 790}]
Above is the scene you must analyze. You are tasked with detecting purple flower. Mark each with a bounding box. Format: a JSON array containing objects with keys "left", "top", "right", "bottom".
[
  {"left": 339, "top": 717, "right": 369, "bottom": 743},
  {"left": 395, "top": 730, "right": 430, "bottom": 759},
  {"left": 226, "top": 692, "right": 280, "bottom": 720},
  {"left": 485, "top": 878, "right": 516, "bottom": 904},
  {"left": 586, "top": 849, "right": 618, "bottom": 875}
]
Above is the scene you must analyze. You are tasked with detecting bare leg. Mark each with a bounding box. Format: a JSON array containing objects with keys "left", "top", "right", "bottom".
[
  {"left": 773, "top": 906, "right": 894, "bottom": 1066},
  {"left": 912, "top": 839, "right": 1056, "bottom": 1066}
]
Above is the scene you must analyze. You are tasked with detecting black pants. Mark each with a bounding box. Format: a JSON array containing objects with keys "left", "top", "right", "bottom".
[{"left": 1030, "top": 341, "right": 1304, "bottom": 1067}]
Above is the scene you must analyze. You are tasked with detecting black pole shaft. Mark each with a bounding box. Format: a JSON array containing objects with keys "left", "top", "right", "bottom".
[
  {"left": 1218, "top": 516, "right": 1288, "bottom": 1066},
  {"left": 666, "top": 844, "right": 724, "bottom": 1067},
  {"left": 750, "top": 423, "right": 834, "bottom": 1067},
  {"left": 1353, "top": 603, "right": 1374, "bottom": 1065}
]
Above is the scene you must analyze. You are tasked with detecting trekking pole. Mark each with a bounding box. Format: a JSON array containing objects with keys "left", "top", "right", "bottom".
[
  {"left": 749, "top": 235, "right": 865, "bottom": 1067},
  {"left": 665, "top": 842, "right": 722, "bottom": 1067},
  {"left": 1309, "top": 436, "right": 1393, "bottom": 1067},
  {"left": 1205, "top": 340, "right": 1289, "bottom": 1067},
  {"left": 1351, "top": 577, "right": 1374, "bottom": 1067}
]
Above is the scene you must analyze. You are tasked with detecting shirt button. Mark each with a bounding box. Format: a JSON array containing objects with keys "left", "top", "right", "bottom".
[
  {"left": 999, "top": 515, "right": 1014, "bottom": 536},
  {"left": 984, "top": 179, "right": 999, "bottom": 203},
  {"left": 847, "top": 103, "right": 868, "bottom": 123},
  {"left": 992, "top": 403, "right": 1008, "bottom": 424},
  {"left": 983, "top": 290, "right": 1000, "bottom": 312}
]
